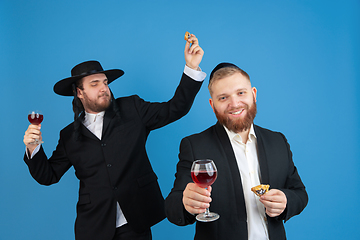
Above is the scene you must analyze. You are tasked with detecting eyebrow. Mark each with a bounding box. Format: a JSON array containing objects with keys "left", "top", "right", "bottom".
[
  {"left": 236, "top": 88, "right": 247, "bottom": 92},
  {"left": 215, "top": 93, "right": 228, "bottom": 99},
  {"left": 89, "top": 78, "right": 108, "bottom": 83},
  {"left": 215, "top": 88, "right": 247, "bottom": 98}
]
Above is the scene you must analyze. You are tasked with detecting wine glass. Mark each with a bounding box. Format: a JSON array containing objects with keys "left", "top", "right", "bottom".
[
  {"left": 28, "top": 110, "right": 44, "bottom": 144},
  {"left": 191, "top": 159, "right": 219, "bottom": 222}
]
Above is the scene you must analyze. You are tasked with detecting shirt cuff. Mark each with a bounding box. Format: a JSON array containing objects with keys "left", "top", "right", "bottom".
[
  {"left": 184, "top": 65, "right": 206, "bottom": 82},
  {"left": 25, "top": 144, "right": 41, "bottom": 159}
]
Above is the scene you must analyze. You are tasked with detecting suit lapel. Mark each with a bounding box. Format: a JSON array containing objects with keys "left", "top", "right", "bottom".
[
  {"left": 75, "top": 112, "right": 98, "bottom": 141},
  {"left": 80, "top": 124, "right": 99, "bottom": 140},
  {"left": 254, "top": 125, "right": 270, "bottom": 184},
  {"left": 77, "top": 104, "right": 119, "bottom": 141},
  {"left": 102, "top": 107, "right": 116, "bottom": 138},
  {"left": 215, "top": 122, "right": 247, "bottom": 219}
]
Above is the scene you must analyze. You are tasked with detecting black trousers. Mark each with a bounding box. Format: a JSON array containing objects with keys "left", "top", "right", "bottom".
[{"left": 113, "top": 224, "right": 152, "bottom": 240}]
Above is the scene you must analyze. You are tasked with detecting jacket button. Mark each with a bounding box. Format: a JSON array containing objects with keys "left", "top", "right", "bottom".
[
  {"left": 101, "top": 143, "right": 106, "bottom": 147},
  {"left": 107, "top": 164, "right": 112, "bottom": 167},
  {"left": 113, "top": 187, "right": 118, "bottom": 190}
]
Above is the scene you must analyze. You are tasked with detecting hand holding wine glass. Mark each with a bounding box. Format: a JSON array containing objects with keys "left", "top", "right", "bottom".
[
  {"left": 27, "top": 110, "right": 44, "bottom": 144},
  {"left": 191, "top": 159, "right": 219, "bottom": 222}
]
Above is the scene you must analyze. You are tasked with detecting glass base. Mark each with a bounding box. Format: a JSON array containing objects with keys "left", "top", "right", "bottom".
[
  {"left": 196, "top": 212, "right": 220, "bottom": 222},
  {"left": 30, "top": 139, "right": 44, "bottom": 145}
]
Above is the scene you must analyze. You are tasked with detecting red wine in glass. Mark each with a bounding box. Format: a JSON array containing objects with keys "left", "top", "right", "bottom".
[
  {"left": 28, "top": 113, "right": 43, "bottom": 125},
  {"left": 191, "top": 170, "right": 217, "bottom": 188},
  {"left": 191, "top": 159, "right": 219, "bottom": 222},
  {"left": 28, "top": 110, "right": 44, "bottom": 144}
]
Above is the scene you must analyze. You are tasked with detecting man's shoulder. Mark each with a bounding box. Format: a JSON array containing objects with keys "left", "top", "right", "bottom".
[
  {"left": 60, "top": 122, "right": 75, "bottom": 135},
  {"left": 114, "top": 94, "right": 140, "bottom": 102},
  {"left": 254, "top": 124, "right": 287, "bottom": 144},
  {"left": 254, "top": 124, "right": 283, "bottom": 135},
  {"left": 184, "top": 124, "right": 218, "bottom": 141},
  {"left": 114, "top": 94, "right": 147, "bottom": 107},
  {"left": 183, "top": 124, "right": 285, "bottom": 139}
]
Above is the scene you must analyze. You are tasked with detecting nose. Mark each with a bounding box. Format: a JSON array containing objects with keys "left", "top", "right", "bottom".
[
  {"left": 229, "top": 96, "right": 240, "bottom": 108},
  {"left": 100, "top": 82, "right": 108, "bottom": 92}
]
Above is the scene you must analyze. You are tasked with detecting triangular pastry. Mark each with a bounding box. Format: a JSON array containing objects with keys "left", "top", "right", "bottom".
[{"left": 251, "top": 184, "right": 270, "bottom": 197}]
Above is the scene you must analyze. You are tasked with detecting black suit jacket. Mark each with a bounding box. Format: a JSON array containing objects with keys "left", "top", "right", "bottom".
[
  {"left": 165, "top": 122, "right": 308, "bottom": 240},
  {"left": 24, "top": 74, "right": 202, "bottom": 240}
]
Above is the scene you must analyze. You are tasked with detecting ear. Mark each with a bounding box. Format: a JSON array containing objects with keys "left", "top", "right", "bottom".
[
  {"left": 77, "top": 88, "right": 85, "bottom": 102},
  {"left": 252, "top": 87, "right": 257, "bottom": 102},
  {"left": 209, "top": 98, "right": 215, "bottom": 113}
]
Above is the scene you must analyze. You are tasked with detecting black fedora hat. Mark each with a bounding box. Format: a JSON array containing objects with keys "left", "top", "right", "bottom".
[{"left": 54, "top": 60, "right": 124, "bottom": 96}]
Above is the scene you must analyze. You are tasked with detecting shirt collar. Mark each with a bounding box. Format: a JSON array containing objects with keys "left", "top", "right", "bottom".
[
  {"left": 83, "top": 111, "right": 105, "bottom": 125},
  {"left": 224, "top": 124, "right": 257, "bottom": 143}
]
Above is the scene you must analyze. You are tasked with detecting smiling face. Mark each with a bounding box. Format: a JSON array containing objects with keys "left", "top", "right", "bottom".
[
  {"left": 77, "top": 73, "right": 112, "bottom": 114},
  {"left": 209, "top": 72, "right": 257, "bottom": 134}
]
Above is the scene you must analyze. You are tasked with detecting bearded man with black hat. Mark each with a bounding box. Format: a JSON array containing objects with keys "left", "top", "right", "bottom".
[
  {"left": 23, "top": 34, "right": 205, "bottom": 240},
  {"left": 165, "top": 62, "right": 308, "bottom": 240}
]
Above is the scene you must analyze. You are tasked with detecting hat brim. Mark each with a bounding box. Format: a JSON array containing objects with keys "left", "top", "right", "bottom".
[{"left": 54, "top": 69, "right": 124, "bottom": 96}]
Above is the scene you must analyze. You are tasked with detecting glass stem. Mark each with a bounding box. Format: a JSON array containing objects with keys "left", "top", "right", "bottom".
[
  {"left": 204, "top": 208, "right": 210, "bottom": 216},
  {"left": 204, "top": 187, "right": 210, "bottom": 216}
]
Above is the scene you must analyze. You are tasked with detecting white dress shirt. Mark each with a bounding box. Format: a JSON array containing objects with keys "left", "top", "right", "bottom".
[{"left": 224, "top": 125, "right": 269, "bottom": 240}]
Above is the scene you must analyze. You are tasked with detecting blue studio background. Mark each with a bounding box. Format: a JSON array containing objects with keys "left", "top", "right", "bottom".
[{"left": 1, "top": 0, "right": 359, "bottom": 239}]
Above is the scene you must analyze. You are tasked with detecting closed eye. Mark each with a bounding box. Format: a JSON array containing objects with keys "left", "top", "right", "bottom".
[
  {"left": 91, "top": 81, "right": 99, "bottom": 86},
  {"left": 90, "top": 79, "right": 108, "bottom": 87}
]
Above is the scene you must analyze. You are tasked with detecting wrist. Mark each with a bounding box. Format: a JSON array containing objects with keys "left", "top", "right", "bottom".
[{"left": 186, "top": 63, "right": 200, "bottom": 71}]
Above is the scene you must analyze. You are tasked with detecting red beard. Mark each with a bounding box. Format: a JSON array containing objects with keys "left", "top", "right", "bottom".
[{"left": 214, "top": 99, "right": 257, "bottom": 133}]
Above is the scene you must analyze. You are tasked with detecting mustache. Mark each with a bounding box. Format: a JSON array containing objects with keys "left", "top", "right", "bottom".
[
  {"left": 99, "top": 92, "right": 110, "bottom": 97},
  {"left": 226, "top": 105, "right": 248, "bottom": 112}
]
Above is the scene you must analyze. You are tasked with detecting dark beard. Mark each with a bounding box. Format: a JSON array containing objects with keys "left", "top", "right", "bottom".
[
  {"left": 82, "top": 92, "right": 111, "bottom": 113},
  {"left": 214, "top": 100, "right": 257, "bottom": 133}
]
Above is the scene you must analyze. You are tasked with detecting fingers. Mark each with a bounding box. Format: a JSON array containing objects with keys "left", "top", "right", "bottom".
[
  {"left": 184, "top": 33, "right": 204, "bottom": 70},
  {"left": 24, "top": 124, "right": 42, "bottom": 146},
  {"left": 188, "top": 45, "right": 203, "bottom": 58},
  {"left": 261, "top": 189, "right": 287, "bottom": 202},
  {"left": 261, "top": 199, "right": 285, "bottom": 217},
  {"left": 185, "top": 34, "right": 201, "bottom": 54},
  {"left": 266, "top": 207, "right": 283, "bottom": 217},
  {"left": 259, "top": 189, "right": 287, "bottom": 217},
  {"left": 183, "top": 183, "right": 212, "bottom": 215},
  {"left": 264, "top": 203, "right": 285, "bottom": 217}
]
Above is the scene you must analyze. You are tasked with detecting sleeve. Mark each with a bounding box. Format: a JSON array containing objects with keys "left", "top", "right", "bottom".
[
  {"left": 165, "top": 137, "right": 196, "bottom": 226},
  {"left": 25, "top": 144, "right": 41, "bottom": 159},
  {"left": 183, "top": 65, "right": 206, "bottom": 82},
  {"left": 23, "top": 132, "right": 72, "bottom": 186},
  {"left": 277, "top": 133, "right": 308, "bottom": 222},
  {"left": 133, "top": 73, "right": 203, "bottom": 131}
]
